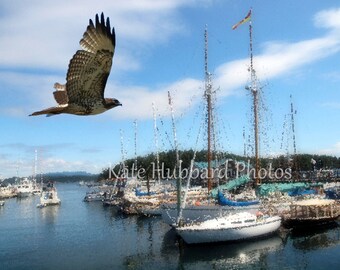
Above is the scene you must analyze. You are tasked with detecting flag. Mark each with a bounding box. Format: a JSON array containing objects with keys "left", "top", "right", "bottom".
[{"left": 232, "top": 9, "right": 252, "bottom": 30}]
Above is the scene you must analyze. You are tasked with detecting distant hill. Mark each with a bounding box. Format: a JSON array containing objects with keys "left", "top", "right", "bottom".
[
  {"left": 42, "top": 171, "right": 98, "bottom": 183},
  {"left": 44, "top": 171, "right": 95, "bottom": 177},
  {"left": 2, "top": 171, "right": 99, "bottom": 184}
]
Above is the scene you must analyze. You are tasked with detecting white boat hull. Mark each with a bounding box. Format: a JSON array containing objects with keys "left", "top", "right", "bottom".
[
  {"left": 176, "top": 216, "right": 281, "bottom": 244},
  {"left": 161, "top": 204, "right": 259, "bottom": 226},
  {"left": 38, "top": 184, "right": 61, "bottom": 207}
]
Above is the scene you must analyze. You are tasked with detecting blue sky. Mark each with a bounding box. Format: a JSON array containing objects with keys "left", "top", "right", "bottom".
[{"left": 1, "top": 0, "right": 340, "bottom": 178}]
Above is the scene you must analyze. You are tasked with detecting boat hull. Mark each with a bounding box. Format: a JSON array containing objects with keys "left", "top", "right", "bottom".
[
  {"left": 161, "top": 204, "right": 259, "bottom": 226},
  {"left": 176, "top": 217, "right": 281, "bottom": 244},
  {"left": 17, "top": 191, "right": 32, "bottom": 198}
]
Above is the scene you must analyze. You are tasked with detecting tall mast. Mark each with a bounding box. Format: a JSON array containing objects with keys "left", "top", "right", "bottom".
[
  {"left": 34, "top": 149, "right": 38, "bottom": 181},
  {"left": 290, "top": 94, "right": 297, "bottom": 176},
  {"left": 205, "top": 25, "right": 213, "bottom": 192},
  {"left": 168, "top": 91, "right": 181, "bottom": 218},
  {"left": 119, "top": 129, "right": 126, "bottom": 178},
  {"left": 246, "top": 11, "right": 260, "bottom": 186},
  {"left": 290, "top": 95, "right": 297, "bottom": 156},
  {"left": 152, "top": 103, "right": 161, "bottom": 184},
  {"left": 134, "top": 120, "right": 138, "bottom": 176}
]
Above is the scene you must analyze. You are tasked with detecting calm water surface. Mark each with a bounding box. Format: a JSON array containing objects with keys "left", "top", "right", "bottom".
[{"left": 0, "top": 183, "right": 339, "bottom": 269}]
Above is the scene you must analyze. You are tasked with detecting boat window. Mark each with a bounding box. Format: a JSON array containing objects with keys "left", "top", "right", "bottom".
[
  {"left": 231, "top": 221, "right": 242, "bottom": 224},
  {"left": 245, "top": 219, "right": 255, "bottom": 223}
]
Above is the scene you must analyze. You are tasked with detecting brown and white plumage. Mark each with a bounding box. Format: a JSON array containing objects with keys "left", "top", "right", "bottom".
[{"left": 30, "top": 13, "right": 121, "bottom": 117}]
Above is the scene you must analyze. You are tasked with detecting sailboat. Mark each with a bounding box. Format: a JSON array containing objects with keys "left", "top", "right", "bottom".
[
  {"left": 161, "top": 24, "right": 261, "bottom": 227},
  {"left": 176, "top": 211, "right": 281, "bottom": 244},
  {"left": 175, "top": 10, "right": 282, "bottom": 244}
]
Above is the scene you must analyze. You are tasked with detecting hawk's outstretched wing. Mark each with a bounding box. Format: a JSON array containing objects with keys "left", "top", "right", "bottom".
[
  {"left": 53, "top": 83, "right": 68, "bottom": 106},
  {"left": 66, "top": 13, "right": 115, "bottom": 106}
]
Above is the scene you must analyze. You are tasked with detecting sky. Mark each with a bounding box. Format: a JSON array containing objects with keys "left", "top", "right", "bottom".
[{"left": 0, "top": 0, "right": 340, "bottom": 179}]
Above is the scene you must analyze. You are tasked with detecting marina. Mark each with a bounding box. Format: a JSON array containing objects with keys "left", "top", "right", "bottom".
[
  {"left": 1, "top": 2, "right": 340, "bottom": 269},
  {"left": 0, "top": 183, "right": 339, "bottom": 269}
]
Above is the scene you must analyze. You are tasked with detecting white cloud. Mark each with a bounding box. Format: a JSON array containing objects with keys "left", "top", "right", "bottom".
[
  {"left": 0, "top": 0, "right": 209, "bottom": 70},
  {"left": 215, "top": 32, "right": 340, "bottom": 100},
  {"left": 2, "top": 5, "right": 340, "bottom": 123},
  {"left": 318, "top": 142, "right": 340, "bottom": 156},
  {"left": 314, "top": 7, "right": 340, "bottom": 30},
  {"left": 0, "top": 143, "right": 105, "bottom": 178},
  {"left": 41, "top": 157, "right": 101, "bottom": 175},
  {"left": 320, "top": 102, "right": 340, "bottom": 109},
  {"left": 112, "top": 6, "right": 340, "bottom": 120},
  {"left": 107, "top": 78, "right": 203, "bottom": 119}
]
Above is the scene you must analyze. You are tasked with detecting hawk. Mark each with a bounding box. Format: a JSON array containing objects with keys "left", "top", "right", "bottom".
[{"left": 30, "top": 13, "right": 121, "bottom": 117}]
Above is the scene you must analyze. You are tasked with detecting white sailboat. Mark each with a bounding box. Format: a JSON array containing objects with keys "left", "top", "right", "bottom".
[
  {"left": 176, "top": 211, "right": 281, "bottom": 244},
  {"left": 162, "top": 24, "right": 260, "bottom": 227}
]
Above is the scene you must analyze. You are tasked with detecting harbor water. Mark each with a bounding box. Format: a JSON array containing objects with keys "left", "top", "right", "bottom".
[{"left": 0, "top": 183, "right": 339, "bottom": 269}]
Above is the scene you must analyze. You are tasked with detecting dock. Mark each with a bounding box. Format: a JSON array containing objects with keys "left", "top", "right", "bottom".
[{"left": 283, "top": 199, "right": 340, "bottom": 229}]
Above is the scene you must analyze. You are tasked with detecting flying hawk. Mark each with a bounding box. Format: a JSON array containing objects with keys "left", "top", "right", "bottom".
[{"left": 30, "top": 13, "right": 121, "bottom": 116}]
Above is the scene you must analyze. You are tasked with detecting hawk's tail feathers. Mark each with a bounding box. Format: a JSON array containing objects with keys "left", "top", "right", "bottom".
[{"left": 29, "top": 106, "right": 65, "bottom": 117}]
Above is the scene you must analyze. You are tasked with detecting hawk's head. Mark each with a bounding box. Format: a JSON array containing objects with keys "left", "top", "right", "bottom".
[{"left": 104, "top": 98, "right": 122, "bottom": 110}]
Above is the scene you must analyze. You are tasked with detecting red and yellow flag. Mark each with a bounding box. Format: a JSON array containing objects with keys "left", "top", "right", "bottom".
[{"left": 232, "top": 9, "right": 252, "bottom": 30}]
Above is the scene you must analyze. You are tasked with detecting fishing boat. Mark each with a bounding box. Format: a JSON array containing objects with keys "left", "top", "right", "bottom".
[
  {"left": 37, "top": 182, "right": 61, "bottom": 208},
  {"left": 0, "top": 200, "right": 4, "bottom": 206},
  {"left": 176, "top": 211, "right": 281, "bottom": 244}
]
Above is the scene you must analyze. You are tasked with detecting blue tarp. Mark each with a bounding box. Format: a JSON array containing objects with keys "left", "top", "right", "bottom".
[
  {"left": 211, "top": 175, "right": 251, "bottom": 198},
  {"left": 288, "top": 188, "right": 316, "bottom": 196},
  {"left": 325, "top": 189, "right": 340, "bottom": 200},
  {"left": 135, "top": 188, "right": 156, "bottom": 196},
  {"left": 217, "top": 190, "right": 259, "bottom": 207}
]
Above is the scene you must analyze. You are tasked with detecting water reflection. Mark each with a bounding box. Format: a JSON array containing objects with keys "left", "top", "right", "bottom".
[
  {"left": 291, "top": 223, "right": 340, "bottom": 251},
  {"left": 39, "top": 205, "right": 60, "bottom": 224},
  {"left": 178, "top": 236, "right": 283, "bottom": 266}
]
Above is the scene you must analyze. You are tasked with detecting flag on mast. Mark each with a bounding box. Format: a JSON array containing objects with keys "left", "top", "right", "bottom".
[{"left": 232, "top": 9, "right": 252, "bottom": 30}]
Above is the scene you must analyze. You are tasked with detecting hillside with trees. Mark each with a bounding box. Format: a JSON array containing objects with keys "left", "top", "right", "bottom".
[{"left": 98, "top": 149, "right": 340, "bottom": 181}]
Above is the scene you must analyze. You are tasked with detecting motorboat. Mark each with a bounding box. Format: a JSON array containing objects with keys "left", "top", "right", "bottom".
[
  {"left": 37, "top": 182, "right": 61, "bottom": 207},
  {"left": 83, "top": 191, "right": 105, "bottom": 202},
  {"left": 16, "top": 178, "right": 34, "bottom": 198}
]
